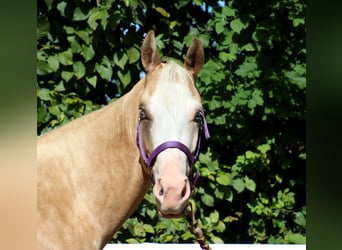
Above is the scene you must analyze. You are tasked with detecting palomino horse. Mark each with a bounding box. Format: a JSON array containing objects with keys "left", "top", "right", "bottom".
[{"left": 37, "top": 30, "right": 210, "bottom": 249}]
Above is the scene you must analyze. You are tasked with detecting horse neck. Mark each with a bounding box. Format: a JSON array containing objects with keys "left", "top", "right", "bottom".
[
  {"left": 88, "top": 79, "right": 151, "bottom": 245},
  {"left": 38, "top": 79, "right": 151, "bottom": 249}
]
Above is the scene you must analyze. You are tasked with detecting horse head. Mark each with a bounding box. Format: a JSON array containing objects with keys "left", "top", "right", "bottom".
[{"left": 137, "top": 31, "right": 209, "bottom": 218}]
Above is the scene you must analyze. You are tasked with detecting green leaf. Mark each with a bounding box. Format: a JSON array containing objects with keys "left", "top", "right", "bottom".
[
  {"left": 43, "top": 0, "right": 53, "bottom": 11},
  {"left": 232, "top": 178, "right": 245, "bottom": 193},
  {"left": 198, "top": 149, "right": 213, "bottom": 166},
  {"left": 248, "top": 99, "right": 257, "bottom": 109},
  {"left": 213, "top": 114, "right": 226, "bottom": 125},
  {"left": 143, "top": 224, "right": 155, "bottom": 234},
  {"left": 200, "top": 167, "right": 211, "bottom": 177},
  {"left": 257, "top": 144, "right": 271, "bottom": 154},
  {"left": 82, "top": 44, "right": 95, "bottom": 62},
  {"left": 65, "top": 95, "right": 79, "bottom": 105},
  {"left": 97, "top": 64, "right": 112, "bottom": 80},
  {"left": 58, "top": 49, "right": 73, "bottom": 65},
  {"left": 118, "top": 70, "right": 132, "bottom": 87},
  {"left": 285, "top": 70, "right": 306, "bottom": 89},
  {"left": 127, "top": 47, "right": 140, "bottom": 64},
  {"left": 198, "top": 33, "right": 210, "bottom": 48},
  {"left": 253, "top": 93, "right": 264, "bottom": 106},
  {"left": 216, "top": 221, "right": 226, "bottom": 233},
  {"left": 209, "top": 210, "right": 220, "bottom": 223},
  {"left": 87, "top": 10, "right": 102, "bottom": 30},
  {"left": 275, "top": 174, "right": 283, "bottom": 184},
  {"left": 155, "top": 7, "right": 170, "bottom": 18},
  {"left": 175, "top": 0, "right": 191, "bottom": 9},
  {"left": 222, "top": 6, "right": 236, "bottom": 17},
  {"left": 114, "top": 52, "right": 128, "bottom": 70},
  {"left": 48, "top": 105, "right": 60, "bottom": 117},
  {"left": 64, "top": 26, "right": 74, "bottom": 34},
  {"left": 146, "top": 208, "right": 156, "bottom": 219},
  {"left": 219, "top": 51, "right": 236, "bottom": 62},
  {"left": 293, "top": 18, "right": 305, "bottom": 27},
  {"left": 193, "top": 0, "right": 203, "bottom": 6},
  {"left": 286, "top": 233, "right": 306, "bottom": 244},
  {"left": 215, "top": 21, "right": 225, "bottom": 35},
  {"left": 294, "top": 211, "right": 306, "bottom": 228},
  {"left": 211, "top": 236, "right": 224, "bottom": 244},
  {"left": 61, "top": 71, "right": 74, "bottom": 82},
  {"left": 214, "top": 188, "right": 224, "bottom": 199},
  {"left": 100, "top": 9, "right": 109, "bottom": 29},
  {"left": 76, "top": 30, "right": 90, "bottom": 44},
  {"left": 160, "top": 234, "right": 174, "bottom": 242},
  {"left": 37, "top": 106, "right": 47, "bottom": 123},
  {"left": 203, "top": 59, "right": 221, "bottom": 73},
  {"left": 235, "top": 58, "right": 258, "bottom": 77},
  {"left": 54, "top": 81, "right": 65, "bottom": 92},
  {"left": 57, "top": 2, "right": 67, "bottom": 17},
  {"left": 73, "top": 61, "right": 86, "bottom": 79},
  {"left": 230, "top": 18, "right": 244, "bottom": 34},
  {"left": 242, "top": 43, "right": 255, "bottom": 52},
  {"left": 244, "top": 176, "right": 256, "bottom": 192},
  {"left": 123, "top": 0, "right": 129, "bottom": 7},
  {"left": 224, "top": 187, "right": 234, "bottom": 202},
  {"left": 73, "top": 7, "right": 89, "bottom": 21},
  {"left": 86, "top": 75, "right": 97, "bottom": 88},
  {"left": 182, "top": 230, "right": 195, "bottom": 240},
  {"left": 37, "top": 61, "right": 52, "bottom": 75},
  {"left": 37, "top": 15, "right": 50, "bottom": 39},
  {"left": 201, "top": 193, "right": 214, "bottom": 207},
  {"left": 69, "top": 36, "right": 82, "bottom": 53},
  {"left": 245, "top": 150, "right": 256, "bottom": 159},
  {"left": 133, "top": 224, "right": 145, "bottom": 237},
  {"left": 126, "top": 238, "right": 139, "bottom": 244},
  {"left": 96, "top": 57, "right": 112, "bottom": 81},
  {"left": 216, "top": 173, "right": 232, "bottom": 186},
  {"left": 169, "top": 20, "right": 177, "bottom": 29},
  {"left": 38, "top": 88, "right": 51, "bottom": 101}
]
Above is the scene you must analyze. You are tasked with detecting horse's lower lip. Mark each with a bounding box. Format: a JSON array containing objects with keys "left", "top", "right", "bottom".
[{"left": 158, "top": 210, "right": 183, "bottom": 218}]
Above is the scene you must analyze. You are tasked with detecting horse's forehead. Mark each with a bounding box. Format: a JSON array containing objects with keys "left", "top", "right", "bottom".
[{"left": 141, "top": 63, "right": 201, "bottom": 107}]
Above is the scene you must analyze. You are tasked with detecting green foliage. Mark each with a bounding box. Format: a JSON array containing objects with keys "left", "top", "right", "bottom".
[{"left": 37, "top": 0, "right": 306, "bottom": 244}]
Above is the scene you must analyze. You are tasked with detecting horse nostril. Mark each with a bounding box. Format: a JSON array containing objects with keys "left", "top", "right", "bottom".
[
  {"left": 159, "top": 188, "right": 164, "bottom": 196},
  {"left": 181, "top": 186, "right": 186, "bottom": 198}
]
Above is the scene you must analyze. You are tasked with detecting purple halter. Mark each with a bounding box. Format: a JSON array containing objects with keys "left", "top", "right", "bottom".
[{"left": 136, "top": 110, "right": 210, "bottom": 187}]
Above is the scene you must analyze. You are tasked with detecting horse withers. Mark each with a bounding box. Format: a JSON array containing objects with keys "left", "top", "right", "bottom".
[{"left": 37, "top": 30, "right": 209, "bottom": 249}]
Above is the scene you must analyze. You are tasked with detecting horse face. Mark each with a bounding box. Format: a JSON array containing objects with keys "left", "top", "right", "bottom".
[
  {"left": 139, "top": 31, "right": 204, "bottom": 218},
  {"left": 139, "top": 63, "right": 202, "bottom": 217}
]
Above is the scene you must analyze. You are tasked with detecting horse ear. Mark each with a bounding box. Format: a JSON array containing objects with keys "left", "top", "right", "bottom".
[
  {"left": 184, "top": 38, "right": 204, "bottom": 77},
  {"left": 141, "top": 30, "right": 161, "bottom": 72}
]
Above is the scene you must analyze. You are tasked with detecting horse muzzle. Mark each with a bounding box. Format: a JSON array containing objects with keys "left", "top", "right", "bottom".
[{"left": 153, "top": 174, "right": 191, "bottom": 218}]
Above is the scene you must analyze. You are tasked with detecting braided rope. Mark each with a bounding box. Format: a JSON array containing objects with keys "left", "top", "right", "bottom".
[{"left": 184, "top": 201, "right": 212, "bottom": 250}]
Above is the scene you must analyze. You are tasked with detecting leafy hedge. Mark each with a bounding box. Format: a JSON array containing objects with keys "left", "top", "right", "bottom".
[{"left": 37, "top": 0, "right": 306, "bottom": 244}]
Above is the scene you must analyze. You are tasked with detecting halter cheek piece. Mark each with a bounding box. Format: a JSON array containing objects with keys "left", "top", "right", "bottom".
[{"left": 136, "top": 110, "right": 210, "bottom": 189}]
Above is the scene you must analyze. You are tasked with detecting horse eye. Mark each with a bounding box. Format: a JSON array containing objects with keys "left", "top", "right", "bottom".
[
  {"left": 194, "top": 112, "right": 202, "bottom": 123},
  {"left": 139, "top": 109, "right": 148, "bottom": 120}
]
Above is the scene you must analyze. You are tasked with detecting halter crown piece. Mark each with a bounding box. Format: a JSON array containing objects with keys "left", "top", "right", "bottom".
[{"left": 136, "top": 110, "right": 210, "bottom": 188}]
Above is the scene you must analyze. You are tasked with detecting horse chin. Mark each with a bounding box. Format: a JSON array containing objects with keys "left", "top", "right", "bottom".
[
  {"left": 158, "top": 210, "right": 183, "bottom": 218},
  {"left": 156, "top": 204, "right": 186, "bottom": 218}
]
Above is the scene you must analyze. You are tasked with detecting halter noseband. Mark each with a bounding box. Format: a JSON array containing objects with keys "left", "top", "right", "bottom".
[{"left": 136, "top": 110, "right": 210, "bottom": 188}]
